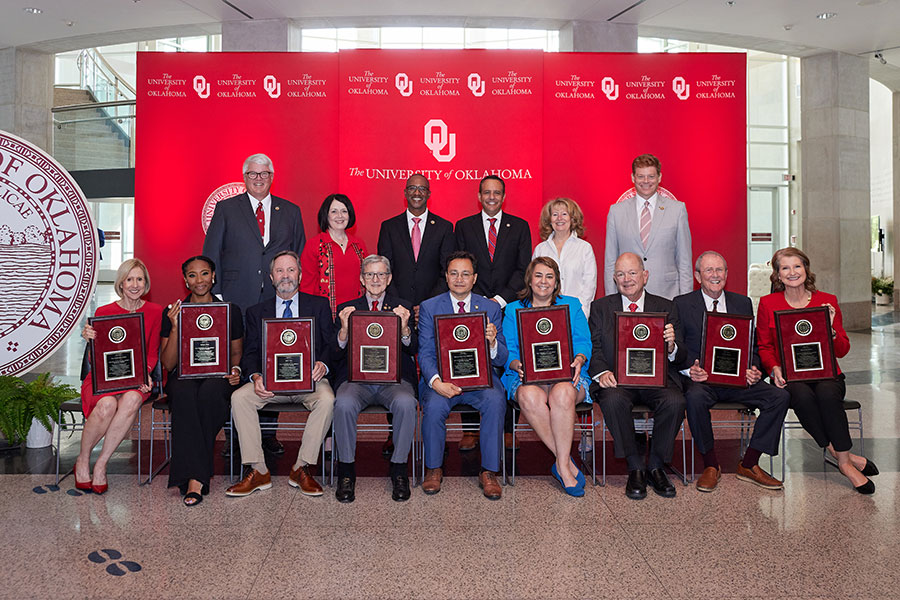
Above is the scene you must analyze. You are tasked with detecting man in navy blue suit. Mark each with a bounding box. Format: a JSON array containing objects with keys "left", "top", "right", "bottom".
[
  {"left": 225, "top": 251, "right": 334, "bottom": 498},
  {"left": 418, "top": 250, "right": 508, "bottom": 500},
  {"left": 673, "top": 250, "right": 789, "bottom": 492}
]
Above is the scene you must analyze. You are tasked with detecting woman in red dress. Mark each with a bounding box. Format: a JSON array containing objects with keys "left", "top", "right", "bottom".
[
  {"left": 756, "top": 247, "right": 877, "bottom": 494},
  {"left": 300, "top": 193, "right": 367, "bottom": 318},
  {"left": 76, "top": 258, "right": 163, "bottom": 494}
]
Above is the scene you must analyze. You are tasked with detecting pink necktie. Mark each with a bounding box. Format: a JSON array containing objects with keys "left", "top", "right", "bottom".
[
  {"left": 488, "top": 218, "right": 497, "bottom": 260},
  {"left": 639, "top": 200, "right": 651, "bottom": 249},
  {"left": 629, "top": 302, "right": 638, "bottom": 312},
  {"left": 457, "top": 301, "right": 466, "bottom": 314},
  {"left": 371, "top": 300, "right": 378, "bottom": 311},
  {"left": 411, "top": 217, "right": 422, "bottom": 260},
  {"left": 256, "top": 201, "right": 265, "bottom": 238}
]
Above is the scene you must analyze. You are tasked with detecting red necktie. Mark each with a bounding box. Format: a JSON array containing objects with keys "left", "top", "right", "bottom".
[
  {"left": 255, "top": 201, "right": 265, "bottom": 238},
  {"left": 629, "top": 302, "right": 638, "bottom": 312},
  {"left": 371, "top": 300, "right": 378, "bottom": 311},
  {"left": 488, "top": 218, "right": 497, "bottom": 260},
  {"left": 411, "top": 217, "right": 422, "bottom": 261},
  {"left": 639, "top": 200, "right": 651, "bottom": 249},
  {"left": 457, "top": 301, "right": 466, "bottom": 314},
  {"left": 712, "top": 299, "right": 719, "bottom": 312}
]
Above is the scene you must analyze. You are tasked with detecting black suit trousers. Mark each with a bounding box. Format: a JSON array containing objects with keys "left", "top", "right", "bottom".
[{"left": 786, "top": 375, "right": 851, "bottom": 452}]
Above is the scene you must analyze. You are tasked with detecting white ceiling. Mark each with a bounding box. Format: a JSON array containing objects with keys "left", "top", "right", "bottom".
[{"left": 3, "top": 0, "right": 900, "bottom": 85}]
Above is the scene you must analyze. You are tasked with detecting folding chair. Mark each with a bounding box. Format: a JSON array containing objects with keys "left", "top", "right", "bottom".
[
  {"left": 599, "top": 403, "right": 688, "bottom": 486},
  {"left": 329, "top": 404, "right": 417, "bottom": 486},
  {"left": 418, "top": 403, "right": 506, "bottom": 484},
  {"left": 508, "top": 401, "right": 595, "bottom": 485},
  {"left": 780, "top": 399, "right": 864, "bottom": 475}
]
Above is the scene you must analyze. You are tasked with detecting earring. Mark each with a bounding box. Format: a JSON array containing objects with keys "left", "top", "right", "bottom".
[{"left": 185, "top": 282, "right": 190, "bottom": 289}]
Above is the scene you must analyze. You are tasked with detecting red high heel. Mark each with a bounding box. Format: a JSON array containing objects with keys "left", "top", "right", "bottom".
[
  {"left": 91, "top": 481, "right": 108, "bottom": 495},
  {"left": 75, "top": 478, "right": 92, "bottom": 491}
]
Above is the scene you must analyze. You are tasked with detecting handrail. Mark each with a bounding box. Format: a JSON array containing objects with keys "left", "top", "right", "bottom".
[
  {"left": 92, "top": 49, "right": 137, "bottom": 96},
  {"left": 54, "top": 115, "right": 135, "bottom": 126},
  {"left": 52, "top": 99, "right": 135, "bottom": 113}
]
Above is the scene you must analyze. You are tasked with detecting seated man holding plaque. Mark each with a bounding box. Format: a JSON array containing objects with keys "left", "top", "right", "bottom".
[
  {"left": 332, "top": 255, "right": 418, "bottom": 503},
  {"left": 418, "top": 250, "right": 508, "bottom": 500},
  {"left": 226, "top": 251, "right": 335, "bottom": 497},
  {"left": 673, "top": 251, "right": 789, "bottom": 493},
  {"left": 588, "top": 252, "right": 686, "bottom": 499},
  {"left": 502, "top": 257, "right": 591, "bottom": 497}
]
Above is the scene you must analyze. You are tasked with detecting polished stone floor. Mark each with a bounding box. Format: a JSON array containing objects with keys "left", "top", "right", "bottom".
[{"left": 1, "top": 292, "right": 898, "bottom": 599}]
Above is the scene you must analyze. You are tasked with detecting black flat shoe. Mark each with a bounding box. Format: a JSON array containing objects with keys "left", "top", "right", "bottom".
[
  {"left": 855, "top": 478, "right": 875, "bottom": 495},
  {"left": 335, "top": 476, "right": 355, "bottom": 503},
  {"left": 625, "top": 469, "right": 647, "bottom": 500},
  {"left": 646, "top": 468, "right": 676, "bottom": 498},
  {"left": 183, "top": 492, "right": 203, "bottom": 507},
  {"left": 391, "top": 474, "right": 411, "bottom": 502},
  {"left": 861, "top": 459, "right": 879, "bottom": 477}
]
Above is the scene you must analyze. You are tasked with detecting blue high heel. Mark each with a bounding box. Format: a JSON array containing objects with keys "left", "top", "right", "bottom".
[
  {"left": 552, "top": 463, "right": 585, "bottom": 497},
  {"left": 570, "top": 458, "right": 586, "bottom": 488}
]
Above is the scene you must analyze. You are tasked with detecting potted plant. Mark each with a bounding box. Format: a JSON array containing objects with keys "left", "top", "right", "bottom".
[
  {"left": 872, "top": 276, "right": 894, "bottom": 306},
  {"left": 0, "top": 373, "right": 78, "bottom": 449}
]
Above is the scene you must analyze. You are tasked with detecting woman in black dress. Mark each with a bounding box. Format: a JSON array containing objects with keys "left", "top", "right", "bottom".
[{"left": 160, "top": 255, "right": 243, "bottom": 506}]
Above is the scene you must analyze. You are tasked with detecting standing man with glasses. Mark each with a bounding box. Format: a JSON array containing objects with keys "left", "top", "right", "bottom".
[{"left": 204, "top": 153, "right": 307, "bottom": 457}]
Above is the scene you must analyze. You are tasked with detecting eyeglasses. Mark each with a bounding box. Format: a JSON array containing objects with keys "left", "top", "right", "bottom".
[
  {"left": 614, "top": 270, "right": 641, "bottom": 280},
  {"left": 405, "top": 185, "right": 429, "bottom": 194},
  {"left": 245, "top": 171, "right": 272, "bottom": 180},
  {"left": 362, "top": 272, "right": 389, "bottom": 280}
]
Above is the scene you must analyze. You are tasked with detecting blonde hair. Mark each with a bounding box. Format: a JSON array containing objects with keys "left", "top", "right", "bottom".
[
  {"left": 538, "top": 197, "right": 585, "bottom": 241},
  {"left": 114, "top": 258, "right": 151, "bottom": 298},
  {"left": 770, "top": 247, "right": 817, "bottom": 293}
]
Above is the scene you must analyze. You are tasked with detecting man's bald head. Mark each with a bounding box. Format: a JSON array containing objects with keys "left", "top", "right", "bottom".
[{"left": 613, "top": 252, "right": 649, "bottom": 302}]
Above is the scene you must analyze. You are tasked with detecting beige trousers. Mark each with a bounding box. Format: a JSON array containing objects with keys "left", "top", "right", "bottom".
[{"left": 230, "top": 379, "right": 334, "bottom": 466}]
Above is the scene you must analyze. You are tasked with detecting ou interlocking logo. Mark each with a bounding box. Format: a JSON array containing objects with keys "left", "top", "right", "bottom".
[
  {"left": 601, "top": 77, "right": 619, "bottom": 101},
  {"left": 672, "top": 76, "right": 690, "bottom": 100},
  {"left": 395, "top": 73, "right": 413, "bottom": 97},
  {"left": 192, "top": 75, "right": 210, "bottom": 99},
  {"left": 423, "top": 119, "right": 456, "bottom": 163},
  {"left": 263, "top": 75, "right": 281, "bottom": 99},
  {"left": 467, "top": 73, "right": 485, "bottom": 97}
]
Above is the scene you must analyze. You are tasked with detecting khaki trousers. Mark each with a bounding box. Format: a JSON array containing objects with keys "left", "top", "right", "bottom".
[{"left": 231, "top": 379, "right": 334, "bottom": 466}]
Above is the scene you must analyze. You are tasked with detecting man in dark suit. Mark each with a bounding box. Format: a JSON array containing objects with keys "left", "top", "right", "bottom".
[
  {"left": 454, "top": 175, "right": 532, "bottom": 449},
  {"left": 674, "top": 250, "right": 789, "bottom": 492},
  {"left": 377, "top": 173, "right": 456, "bottom": 313},
  {"left": 588, "top": 252, "right": 687, "bottom": 499},
  {"left": 204, "top": 153, "right": 306, "bottom": 455},
  {"left": 418, "top": 251, "right": 508, "bottom": 500},
  {"left": 225, "top": 251, "right": 334, "bottom": 498},
  {"left": 331, "top": 255, "right": 418, "bottom": 503}
]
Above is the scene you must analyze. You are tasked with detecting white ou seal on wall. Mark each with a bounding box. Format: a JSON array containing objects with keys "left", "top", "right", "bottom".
[
  {"left": 0, "top": 130, "right": 98, "bottom": 375},
  {"left": 201, "top": 182, "right": 246, "bottom": 233}
]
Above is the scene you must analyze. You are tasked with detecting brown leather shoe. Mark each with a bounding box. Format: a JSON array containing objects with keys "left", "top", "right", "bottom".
[
  {"left": 504, "top": 432, "right": 520, "bottom": 450},
  {"left": 459, "top": 432, "right": 479, "bottom": 451},
  {"left": 225, "top": 469, "right": 272, "bottom": 497},
  {"left": 478, "top": 471, "right": 502, "bottom": 500},
  {"left": 422, "top": 467, "right": 443, "bottom": 495},
  {"left": 736, "top": 463, "right": 783, "bottom": 490},
  {"left": 289, "top": 464, "right": 324, "bottom": 496},
  {"left": 696, "top": 465, "right": 721, "bottom": 492}
]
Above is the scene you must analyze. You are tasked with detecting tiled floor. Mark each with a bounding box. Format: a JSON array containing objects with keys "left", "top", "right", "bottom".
[{"left": 2, "top": 293, "right": 898, "bottom": 599}]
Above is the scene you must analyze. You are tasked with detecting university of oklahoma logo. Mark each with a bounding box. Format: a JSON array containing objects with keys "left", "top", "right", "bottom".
[
  {"left": 263, "top": 75, "right": 281, "bottom": 99},
  {"left": 192, "top": 75, "right": 210, "bottom": 99},
  {"left": 601, "top": 77, "right": 619, "bottom": 100},
  {"left": 201, "top": 182, "right": 245, "bottom": 233},
  {"left": 672, "top": 76, "right": 690, "bottom": 100},
  {"left": 0, "top": 130, "right": 98, "bottom": 375},
  {"left": 423, "top": 119, "right": 456, "bottom": 163},
  {"left": 467, "top": 73, "right": 485, "bottom": 97},
  {"left": 395, "top": 73, "right": 413, "bottom": 97}
]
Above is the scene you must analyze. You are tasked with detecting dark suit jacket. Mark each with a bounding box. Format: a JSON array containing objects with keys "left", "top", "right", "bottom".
[
  {"left": 240, "top": 292, "right": 334, "bottom": 384},
  {"left": 332, "top": 293, "right": 419, "bottom": 388},
  {"left": 673, "top": 289, "right": 761, "bottom": 370},
  {"left": 587, "top": 292, "right": 687, "bottom": 390},
  {"left": 377, "top": 211, "right": 456, "bottom": 306},
  {"left": 203, "top": 193, "right": 306, "bottom": 314},
  {"left": 454, "top": 212, "right": 531, "bottom": 304}
]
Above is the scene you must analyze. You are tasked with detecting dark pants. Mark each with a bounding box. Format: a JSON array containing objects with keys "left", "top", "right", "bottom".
[
  {"left": 786, "top": 375, "right": 851, "bottom": 452},
  {"left": 684, "top": 379, "right": 790, "bottom": 456},
  {"left": 166, "top": 376, "right": 231, "bottom": 492},
  {"left": 591, "top": 381, "right": 686, "bottom": 465}
]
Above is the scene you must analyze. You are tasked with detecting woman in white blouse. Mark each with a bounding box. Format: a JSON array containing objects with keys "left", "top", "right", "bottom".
[{"left": 532, "top": 197, "right": 597, "bottom": 319}]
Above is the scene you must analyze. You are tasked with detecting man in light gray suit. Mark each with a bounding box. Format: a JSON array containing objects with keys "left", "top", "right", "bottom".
[
  {"left": 603, "top": 154, "right": 692, "bottom": 300},
  {"left": 203, "top": 153, "right": 306, "bottom": 314}
]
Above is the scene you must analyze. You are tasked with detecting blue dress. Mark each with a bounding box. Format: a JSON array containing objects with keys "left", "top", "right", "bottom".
[{"left": 501, "top": 294, "right": 592, "bottom": 401}]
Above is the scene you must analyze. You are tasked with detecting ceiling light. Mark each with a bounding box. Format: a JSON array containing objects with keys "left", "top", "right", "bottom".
[
  {"left": 23, "top": 7, "right": 42, "bottom": 14},
  {"left": 725, "top": 1, "right": 735, "bottom": 5},
  {"left": 783, "top": 24, "right": 793, "bottom": 31},
  {"left": 875, "top": 52, "right": 887, "bottom": 65},
  {"left": 816, "top": 12, "right": 837, "bottom": 19}
]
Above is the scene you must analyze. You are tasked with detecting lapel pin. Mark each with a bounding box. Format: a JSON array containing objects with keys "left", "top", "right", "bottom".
[
  {"left": 275, "top": 206, "right": 280, "bottom": 211},
  {"left": 430, "top": 220, "right": 435, "bottom": 225},
  {"left": 658, "top": 206, "right": 665, "bottom": 210},
  {"left": 505, "top": 223, "right": 510, "bottom": 227}
]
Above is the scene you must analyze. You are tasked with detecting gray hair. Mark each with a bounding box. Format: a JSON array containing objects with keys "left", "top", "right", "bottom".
[
  {"left": 694, "top": 250, "right": 728, "bottom": 272},
  {"left": 269, "top": 250, "right": 300, "bottom": 273},
  {"left": 114, "top": 258, "right": 151, "bottom": 298},
  {"left": 360, "top": 254, "right": 391, "bottom": 275},
  {"left": 243, "top": 153, "right": 274, "bottom": 173}
]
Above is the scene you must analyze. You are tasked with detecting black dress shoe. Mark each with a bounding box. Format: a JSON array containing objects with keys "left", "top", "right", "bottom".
[
  {"left": 625, "top": 469, "right": 647, "bottom": 500},
  {"left": 646, "top": 468, "right": 676, "bottom": 498},
  {"left": 335, "top": 476, "right": 356, "bottom": 503},
  {"left": 861, "top": 459, "right": 879, "bottom": 477},
  {"left": 855, "top": 477, "right": 875, "bottom": 495},
  {"left": 391, "top": 474, "right": 411, "bottom": 501},
  {"left": 261, "top": 437, "right": 285, "bottom": 455}
]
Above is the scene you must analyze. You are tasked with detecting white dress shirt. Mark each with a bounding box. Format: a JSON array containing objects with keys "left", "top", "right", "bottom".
[
  {"left": 406, "top": 208, "right": 429, "bottom": 236},
  {"left": 532, "top": 232, "right": 597, "bottom": 318},
  {"left": 635, "top": 192, "right": 658, "bottom": 225},
  {"left": 248, "top": 193, "right": 272, "bottom": 246},
  {"left": 480, "top": 210, "right": 508, "bottom": 307},
  {"left": 679, "top": 291, "right": 726, "bottom": 376}
]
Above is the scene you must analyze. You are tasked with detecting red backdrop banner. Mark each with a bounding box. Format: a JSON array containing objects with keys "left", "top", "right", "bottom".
[{"left": 135, "top": 50, "right": 745, "bottom": 305}]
